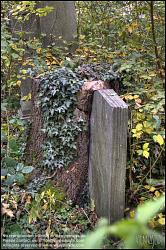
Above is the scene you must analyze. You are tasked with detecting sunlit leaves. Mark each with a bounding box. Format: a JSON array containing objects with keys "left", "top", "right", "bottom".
[
  {"left": 158, "top": 217, "right": 165, "bottom": 225},
  {"left": 36, "top": 6, "right": 54, "bottom": 17},
  {"left": 132, "top": 123, "right": 143, "bottom": 139},
  {"left": 137, "top": 143, "right": 150, "bottom": 158},
  {"left": 78, "top": 196, "right": 165, "bottom": 249},
  {"left": 142, "top": 121, "right": 153, "bottom": 134},
  {"left": 153, "top": 134, "right": 164, "bottom": 146},
  {"left": 154, "top": 191, "right": 161, "bottom": 198},
  {"left": 21, "top": 93, "right": 32, "bottom": 101}
]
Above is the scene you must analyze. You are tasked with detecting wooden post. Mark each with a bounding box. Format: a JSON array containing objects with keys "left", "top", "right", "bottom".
[{"left": 89, "top": 89, "right": 128, "bottom": 223}]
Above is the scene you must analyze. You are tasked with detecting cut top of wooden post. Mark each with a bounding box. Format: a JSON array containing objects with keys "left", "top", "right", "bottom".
[
  {"left": 89, "top": 89, "right": 128, "bottom": 224},
  {"left": 98, "top": 89, "right": 128, "bottom": 108}
]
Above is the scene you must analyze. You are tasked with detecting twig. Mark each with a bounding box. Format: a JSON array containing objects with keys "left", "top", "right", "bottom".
[
  {"left": 131, "top": 146, "right": 164, "bottom": 198},
  {"left": 81, "top": 208, "right": 91, "bottom": 224}
]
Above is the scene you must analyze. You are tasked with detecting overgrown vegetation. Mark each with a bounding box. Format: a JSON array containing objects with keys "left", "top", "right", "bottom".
[
  {"left": 1, "top": 1, "right": 165, "bottom": 249},
  {"left": 76, "top": 196, "right": 165, "bottom": 249},
  {"left": 39, "top": 68, "right": 85, "bottom": 170}
]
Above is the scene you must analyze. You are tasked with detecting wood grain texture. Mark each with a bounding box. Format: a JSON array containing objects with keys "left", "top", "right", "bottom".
[{"left": 89, "top": 89, "right": 128, "bottom": 223}]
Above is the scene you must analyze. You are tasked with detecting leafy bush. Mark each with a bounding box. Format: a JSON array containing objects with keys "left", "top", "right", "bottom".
[{"left": 76, "top": 195, "right": 165, "bottom": 249}]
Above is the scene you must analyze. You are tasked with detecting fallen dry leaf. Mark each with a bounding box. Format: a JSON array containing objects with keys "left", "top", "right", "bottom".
[{"left": 1, "top": 207, "right": 14, "bottom": 217}]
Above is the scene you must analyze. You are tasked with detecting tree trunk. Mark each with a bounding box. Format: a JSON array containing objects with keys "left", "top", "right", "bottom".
[
  {"left": 149, "top": 1, "right": 164, "bottom": 84},
  {"left": 11, "top": 1, "right": 77, "bottom": 117},
  {"left": 39, "top": 1, "right": 77, "bottom": 49}
]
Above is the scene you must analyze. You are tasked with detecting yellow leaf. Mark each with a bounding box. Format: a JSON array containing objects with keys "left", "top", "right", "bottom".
[
  {"left": 42, "top": 203, "right": 48, "bottom": 211},
  {"left": 12, "top": 201, "right": 18, "bottom": 209},
  {"left": 139, "top": 197, "right": 146, "bottom": 200},
  {"left": 128, "top": 26, "right": 133, "bottom": 33},
  {"left": 143, "top": 143, "right": 149, "bottom": 150},
  {"left": 153, "top": 134, "right": 164, "bottom": 146},
  {"left": 137, "top": 149, "right": 143, "bottom": 155},
  {"left": 29, "top": 214, "right": 33, "bottom": 224},
  {"left": 158, "top": 213, "right": 163, "bottom": 218},
  {"left": 91, "top": 199, "right": 95, "bottom": 212},
  {"left": 144, "top": 127, "right": 153, "bottom": 134},
  {"left": 125, "top": 94, "right": 134, "bottom": 100},
  {"left": 80, "top": 35, "right": 85, "bottom": 40},
  {"left": 148, "top": 219, "right": 156, "bottom": 228},
  {"left": 36, "top": 48, "right": 42, "bottom": 54},
  {"left": 21, "top": 93, "right": 31, "bottom": 101},
  {"left": 143, "top": 150, "right": 149, "bottom": 158},
  {"left": 158, "top": 218, "right": 165, "bottom": 225},
  {"left": 1, "top": 176, "right": 6, "bottom": 180},
  {"left": 16, "top": 80, "right": 21, "bottom": 86},
  {"left": 154, "top": 191, "right": 160, "bottom": 197},
  {"left": 136, "top": 123, "right": 143, "bottom": 131},
  {"left": 51, "top": 60, "right": 59, "bottom": 65},
  {"left": 133, "top": 95, "right": 139, "bottom": 99},
  {"left": 46, "top": 219, "right": 51, "bottom": 239},
  {"left": 135, "top": 98, "right": 142, "bottom": 104},
  {"left": 46, "top": 52, "right": 53, "bottom": 58},
  {"left": 133, "top": 131, "right": 143, "bottom": 139},
  {"left": 143, "top": 121, "right": 148, "bottom": 128},
  {"left": 130, "top": 210, "right": 135, "bottom": 218},
  {"left": 21, "top": 69, "right": 27, "bottom": 74},
  {"left": 124, "top": 207, "right": 130, "bottom": 212},
  {"left": 41, "top": 191, "right": 45, "bottom": 198},
  {"left": 144, "top": 185, "right": 150, "bottom": 190},
  {"left": 25, "top": 195, "right": 31, "bottom": 204},
  {"left": 149, "top": 72, "right": 156, "bottom": 77},
  {"left": 149, "top": 187, "right": 156, "bottom": 192}
]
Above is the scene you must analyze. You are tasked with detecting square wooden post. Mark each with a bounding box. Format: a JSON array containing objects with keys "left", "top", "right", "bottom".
[{"left": 89, "top": 89, "right": 128, "bottom": 223}]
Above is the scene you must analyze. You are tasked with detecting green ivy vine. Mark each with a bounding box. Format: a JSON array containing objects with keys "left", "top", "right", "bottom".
[{"left": 38, "top": 67, "right": 86, "bottom": 170}]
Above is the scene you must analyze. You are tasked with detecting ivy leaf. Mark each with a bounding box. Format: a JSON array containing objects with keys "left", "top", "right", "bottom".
[
  {"left": 1, "top": 102, "right": 7, "bottom": 112},
  {"left": 22, "top": 166, "right": 34, "bottom": 174},
  {"left": 5, "top": 174, "right": 16, "bottom": 185},
  {"left": 16, "top": 173, "right": 25, "bottom": 185},
  {"left": 9, "top": 139, "right": 19, "bottom": 153},
  {"left": 16, "top": 163, "right": 24, "bottom": 172},
  {"left": 1, "top": 131, "right": 7, "bottom": 142},
  {"left": 3, "top": 157, "right": 17, "bottom": 169}
]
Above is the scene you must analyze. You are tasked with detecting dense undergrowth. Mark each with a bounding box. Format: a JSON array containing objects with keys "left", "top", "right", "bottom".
[{"left": 1, "top": 1, "right": 165, "bottom": 249}]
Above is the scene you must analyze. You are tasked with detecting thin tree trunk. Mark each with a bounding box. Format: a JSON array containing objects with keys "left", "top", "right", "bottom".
[{"left": 149, "top": 1, "right": 164, "bottom": 85}]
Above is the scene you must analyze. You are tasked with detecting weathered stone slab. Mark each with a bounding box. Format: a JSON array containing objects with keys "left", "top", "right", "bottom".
[{"left": 89, "top": 89, "right": 128, "bottom": 223}]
